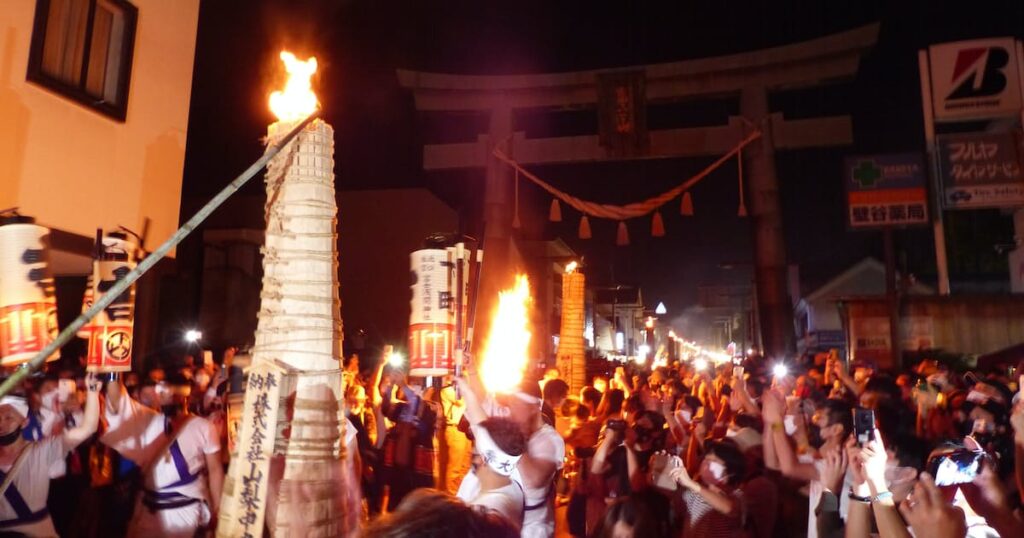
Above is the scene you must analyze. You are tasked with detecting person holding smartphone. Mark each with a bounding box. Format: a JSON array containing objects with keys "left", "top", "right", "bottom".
[
  {"left": 669, "top": 440, "right": 748, "bottom": 537},
  {"left": 763, "top": 389, "right": 853, "bottom": 538}
]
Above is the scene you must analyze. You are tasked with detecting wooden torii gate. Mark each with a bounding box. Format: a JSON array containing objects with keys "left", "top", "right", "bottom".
[{"left": 398, "top": 24, "right": 879, "bottom": 360}]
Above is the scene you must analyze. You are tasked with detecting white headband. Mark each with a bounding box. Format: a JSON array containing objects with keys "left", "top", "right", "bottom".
[
  {"left": 473, "top": 424, "right": 521, "bottom": 477},
  {"left": 513, "top": 391, "right": 542, "bottom": 407},
  {"left": 0, "top": 396, "right": 29, "bottom": 419}
]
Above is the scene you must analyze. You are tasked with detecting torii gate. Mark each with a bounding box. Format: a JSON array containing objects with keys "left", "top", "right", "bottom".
[{"left": 398, "top": 24, "right": 879, "bottom": 360}]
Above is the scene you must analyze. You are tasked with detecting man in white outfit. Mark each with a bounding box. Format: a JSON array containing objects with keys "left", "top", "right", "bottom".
[
  {"left": 456, "top": 375, "right": 565, "bottom": 538},
  {"left": 0, "top": 374, "right": 101, "bottom": 536},
  {"left": 460, "top": 416, "right": 525, "bottom": 530},
  {"left": 101, "top": 372, "right": 224, "bottom": 538}
]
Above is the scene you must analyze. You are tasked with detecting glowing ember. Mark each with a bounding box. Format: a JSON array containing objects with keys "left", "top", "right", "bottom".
[
  {"left": 269, "top": 51, "right": 319, "bottom": 123},
  {"left": 480, "top": 275, "right": 532, "bottom": 394}
]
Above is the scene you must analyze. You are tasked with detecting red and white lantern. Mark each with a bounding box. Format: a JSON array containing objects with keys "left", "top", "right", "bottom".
[
  {"left": 78, "top": 232, "right": 136, "bottom": 372},
  {"left": 408, "top": 248, "right": 455, "bottom": 377},
  {"left": 0, "top": 216, "right": 59, "bottom": 366}
]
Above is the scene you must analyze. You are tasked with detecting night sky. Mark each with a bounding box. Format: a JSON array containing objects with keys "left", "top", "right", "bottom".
[{"left": 180, "top": 0, "right": 1024, "bottom": 331}]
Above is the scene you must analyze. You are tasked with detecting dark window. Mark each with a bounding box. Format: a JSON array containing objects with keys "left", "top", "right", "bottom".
[{"left": 26, "top": 0, "right": 137, "bottom": 121}]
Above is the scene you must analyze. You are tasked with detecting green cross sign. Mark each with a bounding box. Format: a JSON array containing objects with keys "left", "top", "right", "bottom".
[{"left": 852, "top": 160, "right": 883, "bottom": 188}]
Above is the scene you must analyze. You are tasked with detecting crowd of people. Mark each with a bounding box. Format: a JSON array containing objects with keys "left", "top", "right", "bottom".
[
  {"left": 2, "top": 346, "right": 1024, "bottom": 537},
  {"left": 349, "top": 350, "right": 1024, "bottom": 538},
  {"left": 0, "top": 351, "right": 228, "bottom": 537}
]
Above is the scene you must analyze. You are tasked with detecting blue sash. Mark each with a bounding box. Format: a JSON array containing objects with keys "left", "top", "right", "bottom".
[{"left": 0, "top": 467, "right": 49, "bottom": 528}]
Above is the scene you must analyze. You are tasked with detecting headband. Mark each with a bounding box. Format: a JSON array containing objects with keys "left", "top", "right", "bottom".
[
  {"left": 513, "top": 391, "right": 542, "bottom": 407},
  {"left": 155, "top": 383, "right": 192, "bottom": 398},
  {"left": 473, "top": 424, "right": 521, "bottom": 477},
  {"left": 0, "top": 396, "right": 29, "bottom": 419}
]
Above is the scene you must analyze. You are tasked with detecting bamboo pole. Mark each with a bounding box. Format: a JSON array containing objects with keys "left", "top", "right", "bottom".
[{"left": 0, "top": 110, "right": 320, "bottom": 399}]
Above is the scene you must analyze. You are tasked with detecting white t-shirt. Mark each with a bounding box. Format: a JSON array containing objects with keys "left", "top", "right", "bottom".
[
  {"left": 101, "top": 396, "right": 221, "bottom": 502},
  {"left": 472, "top": 481, "right": 524, "bottom": 531},
  {"left": 517, "top": 424, "right": 565, "bottom": 538},
  {"left": 0, "top": 437, "right": 66, "bottom": 536},
  {"left": 456, "top": 423, "right": 565, "bottom": 538}
]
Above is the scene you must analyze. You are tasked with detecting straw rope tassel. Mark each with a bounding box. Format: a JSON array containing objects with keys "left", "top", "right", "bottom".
[
  {"left": 578, "top": 215, "right": 592, "bottom": 239},
  {"left": 616, "top": 221, "right": 629, "bottom": 246},
  {"left": 680, "top": 192, "right": 694, "bottom": 216},
  {"left": 549, "top": 198, "right": 562, "bottom": 222},
  {"left": 512, "top": 168, "right": 522, "bottom": 229},
  {"left": 737, "top": 147, "right": 747, "bottom": 217},
  {"left": 651, "top": 211, "right": 665, "bottom": 237}
]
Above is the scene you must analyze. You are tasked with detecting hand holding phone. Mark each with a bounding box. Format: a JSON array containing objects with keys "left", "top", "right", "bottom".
[
  {"left": 650, "top": 452, "right": 680, "bottom": 491},
  {"left": 853, "top": 408, "right": 875, "bottom": 446}
]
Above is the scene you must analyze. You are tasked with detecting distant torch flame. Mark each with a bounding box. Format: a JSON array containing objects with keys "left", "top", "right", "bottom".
[
  {"left": 269, "top": 51, "right": 318, "bottom": 123},
  {"left": 565, "top": 261, "right": 578, "bottom": 274},
  {"left": 480, "top": 275, "right": 532, "bottom": 394}
]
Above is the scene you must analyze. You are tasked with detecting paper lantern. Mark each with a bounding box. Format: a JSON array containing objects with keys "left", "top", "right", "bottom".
[
  {"left": 408, "top": 248, "right": 455, "bottom": 377},
  {"left": 0, "top": 217, "right": 59, "bottom": 366},
  {"left": 79, "top": 232, "right": 136, "bottom": 373}
]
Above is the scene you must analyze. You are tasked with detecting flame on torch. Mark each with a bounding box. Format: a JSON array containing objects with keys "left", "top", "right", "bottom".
[
  {"left": 479, "top": 274, "right": 532, "bottom": 394},
  {"left": 269, "top": 51, "right": 319, "bottom": 123}
]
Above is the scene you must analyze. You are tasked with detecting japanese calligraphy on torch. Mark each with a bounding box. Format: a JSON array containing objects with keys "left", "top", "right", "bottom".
[{"left": 225, "top": 362, "right": 283, "bottom": 538}]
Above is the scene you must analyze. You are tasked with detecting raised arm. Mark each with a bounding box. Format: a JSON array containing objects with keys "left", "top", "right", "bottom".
[
  {"left": 453, "top": 376, "right": 487, "bottom": 426},
  {"left": 62, "top": 373, "right": 102, "bottom": 451},
  {"left": 764, "top": 389, "right": 818, "bottom": 482}
]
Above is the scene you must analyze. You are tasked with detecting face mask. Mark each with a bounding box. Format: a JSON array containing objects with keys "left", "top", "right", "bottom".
[
  {"left": 42, "top": 391, "right": 59, "bottom": 410},
  {"left": 708, "top": 460, "right": 727, "bottom": 482},
  {"left": 0, "top": 427, "right": 21, "bottom": 446},
  {"left": 808, "top": 425, "right": 825, "bottom": 449},
  {"left": 161, "top": 403, "right": 183, "bottom": 418},
  {"left": 972, "top": 419, "right": 994, "bottom": 435},
  {"left": 783, "top": 415, "right": 798, "bottom": 436},
  {"left": 725, "top": 428, "right": 739, "bottom": 438}
]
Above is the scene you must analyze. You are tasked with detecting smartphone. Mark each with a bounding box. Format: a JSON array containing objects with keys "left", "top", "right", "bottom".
[
  {"left": 853, "top": 408, "right": 875, "bottom": 446},
  {"left": 650, "top": 453, "right": 679, "bottom": 491},
  {"left": 606, "top": 419, "right": 627, "bottom": 433},
  {"left": 927, "top": 449, "right": 986, "bottom": 487}
]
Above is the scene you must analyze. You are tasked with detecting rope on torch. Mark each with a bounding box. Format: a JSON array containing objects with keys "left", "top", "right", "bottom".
[{"left": 491, "top": 129, "right": 762, "bottom": 221}]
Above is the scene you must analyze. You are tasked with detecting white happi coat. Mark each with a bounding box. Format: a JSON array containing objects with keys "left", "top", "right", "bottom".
[
  {"left": 101, "top": 396, "right": 221, "bottom": 538},
  {"left": 0, "top": 437, "right": 67, "bottom": 536}
]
